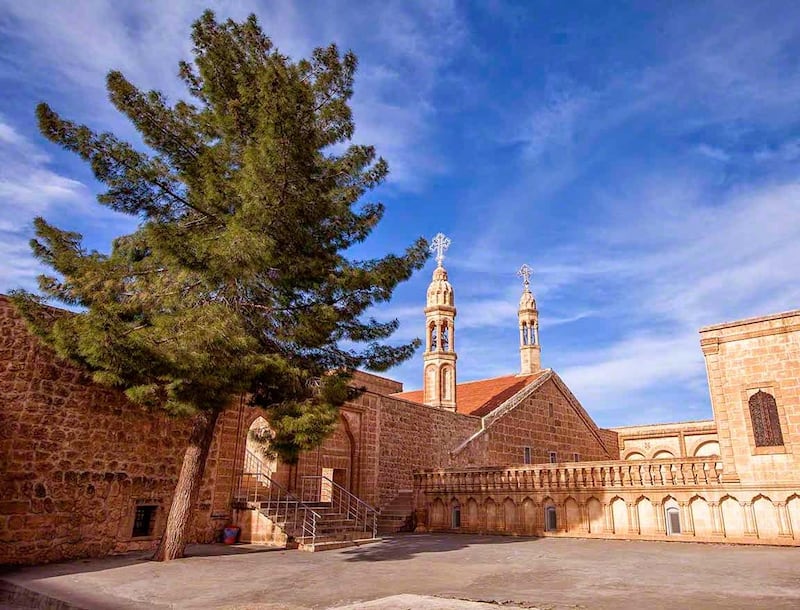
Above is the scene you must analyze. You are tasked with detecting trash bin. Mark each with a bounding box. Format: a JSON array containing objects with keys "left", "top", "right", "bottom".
[{"left": 223, "top": 526, "right": 240, "bottom": 544}]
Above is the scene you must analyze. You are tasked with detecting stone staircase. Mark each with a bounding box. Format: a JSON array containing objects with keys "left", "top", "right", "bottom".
[
  {"left": 292, "top": 501, "right": 378, "bottom": 551},
  {"left": 235, "top": 452, "right": 380, "bottom": 552},
  {"left": 377, "top": 490, "right": 414, "bottom": 534}
]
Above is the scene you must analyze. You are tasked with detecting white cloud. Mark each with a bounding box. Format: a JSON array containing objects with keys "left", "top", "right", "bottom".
[
  {"left": 0, "top": 0, "right": 464, "bottom": 189},
  {"left": 0, "top": 119, "right": 88, "bottom": 288},
  {"left": 558, "top": 331, "right": 704, "bottom": 412},
  {"left": 694, "top": 144, "right": 730, "bottom": 162},
  {"left": 754, "top": 139, "right": 800, "bottom": 163}
]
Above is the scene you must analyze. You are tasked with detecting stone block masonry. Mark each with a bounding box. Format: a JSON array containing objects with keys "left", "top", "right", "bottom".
[{"left": 0, "top": 296, "right": 225, "bottom": 564}]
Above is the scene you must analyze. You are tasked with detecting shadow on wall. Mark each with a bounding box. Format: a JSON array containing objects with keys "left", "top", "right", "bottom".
[{"left": 340, "top": 532, "right": 537, "bottom": 562}]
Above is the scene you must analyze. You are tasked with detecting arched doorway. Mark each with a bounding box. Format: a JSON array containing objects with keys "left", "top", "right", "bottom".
[{"left": 245, "top": 416, "right": 277, "bottom": 479}]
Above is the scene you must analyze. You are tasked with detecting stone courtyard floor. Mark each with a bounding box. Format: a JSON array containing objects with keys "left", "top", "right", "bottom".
[{"left": 2, "top": 534, "right": 799, "bottom": 609}]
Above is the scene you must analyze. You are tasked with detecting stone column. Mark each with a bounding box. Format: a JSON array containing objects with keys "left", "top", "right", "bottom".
[
  {"left": 709, "top": 501, "right": 725, "bottom": 537},
  {"left": 578, "top": 502, "right": 589, "bottom": 534},
  {"left": 603, "top": 503, "right": 614, "bottom": 533},
  {"left": 776, "top": 502, "right": 793, "bottom": 538},
  {"left": 653, "top": 502, "right": 665, "bottom": 534},
  {"left": 533, "top": 502, "right": 543, "bottom": 534},
  {"left": 627, "top": 502, "right": 639, "bottom": 535},
  {"left": 679, "top": 501, "right": 694, "bottom": 536},
  {"left": 742, "top": 502, "right": 758, "bottom": 537}
]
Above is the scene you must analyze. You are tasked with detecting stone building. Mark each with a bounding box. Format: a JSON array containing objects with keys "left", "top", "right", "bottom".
[
  {"left": 2, "top": 235, "right": 799, "bottom": 564},
  {"left": 415, "top": 299, "right": 800, "bottom": 546}
]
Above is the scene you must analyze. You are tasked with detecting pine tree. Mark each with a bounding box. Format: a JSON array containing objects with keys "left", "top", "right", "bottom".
[{"left": 10, "top": 11, "right": 428, "bottom": 561}]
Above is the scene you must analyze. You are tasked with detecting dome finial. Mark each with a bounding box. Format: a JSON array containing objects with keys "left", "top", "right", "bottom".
[{"left": 430, "top": 232, "right": 451, "bottom": 267}]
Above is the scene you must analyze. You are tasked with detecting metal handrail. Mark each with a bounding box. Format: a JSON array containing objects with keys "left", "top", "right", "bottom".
[
  {"left": 236, "top": 450, "right": 322, "bottom": 549},
  {"left": 300, "top": 475, "right": 379, "bottom": 539}
]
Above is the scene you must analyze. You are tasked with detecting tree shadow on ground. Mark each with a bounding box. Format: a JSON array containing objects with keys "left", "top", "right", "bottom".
[{"left": 341, "top": 532, "right": 540, "bottom": 562}]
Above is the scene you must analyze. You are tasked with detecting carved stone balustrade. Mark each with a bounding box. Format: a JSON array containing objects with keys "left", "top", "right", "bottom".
[{"left": 413, "top": 457, "right": 724, "bottom": 496}]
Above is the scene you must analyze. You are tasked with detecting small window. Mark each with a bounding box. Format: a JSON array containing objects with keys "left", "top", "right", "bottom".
[
  {"left": 545, "top": 506, "right": 557, "bottom": 531},
  {"left": 132, "top": 505, "right": 157, "bottom": 538},
  {"left": 666, "top": 507, "right": 681, "bottom": 535},
  {"left": 573, "top": 452, "right": 580, "bottom": 462},
  {"left": 749, "top": 391, "right": 784, "bottom": 447},
  {"left": 523, "top": 447, "right": 532, "bottom": 464},
  {"left": 452, "top": 505, "right": 461, "bottom": 528},
  {"left": 548, "top": 403, "right": 554, "bottom": 418},
  {"left": 549, "top": 451, "right": 557, "bottom": 464}
]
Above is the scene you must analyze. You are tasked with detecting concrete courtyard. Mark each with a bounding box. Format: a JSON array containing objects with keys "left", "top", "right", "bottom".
[{"left": 2, "top": 534, "right": 799, "bottom": 609}]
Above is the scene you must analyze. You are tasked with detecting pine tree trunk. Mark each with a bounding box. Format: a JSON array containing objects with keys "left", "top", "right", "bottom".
[{"left": 153, "top": 407, "right": 221, "bottom": 561}]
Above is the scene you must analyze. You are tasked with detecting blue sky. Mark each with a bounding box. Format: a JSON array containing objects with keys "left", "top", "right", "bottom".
[{"left": 1, "top": 1, "right": 799, "bottom": 427}]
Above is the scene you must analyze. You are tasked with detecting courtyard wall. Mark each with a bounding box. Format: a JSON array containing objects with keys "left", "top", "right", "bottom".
[
  {"left": 0, "top": 296, "right": 231, "bottom": 564},
  {"left": 415, "top": 459, "right": 800, "bottom": 545}
]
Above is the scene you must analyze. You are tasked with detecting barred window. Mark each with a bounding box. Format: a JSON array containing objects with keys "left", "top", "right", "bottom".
[
  {"left": 132, "top": 505, "right": 157, "bottom": 538},
  {"left": 749, "top": 390, "right": 784, "bottom": 447}
]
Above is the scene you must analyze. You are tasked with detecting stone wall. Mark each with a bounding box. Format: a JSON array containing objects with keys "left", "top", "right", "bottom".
[
  {"left": 701, "top": 309, "right": 800, "bottom": 485},
  {"left": 453, "top": 376, "right": 615, "bottom": 467},
  {"left": 371, "top": 395, "right": 480, "bottom": 507},
  {"left": 0, "top": 296, "right": 227, "bottom": 565},
  {"left": 415, "top": 459, "right": 800, "bottom": 545},
  {"left": 613, "top": 420, "right": 719, "bottom": 460}
]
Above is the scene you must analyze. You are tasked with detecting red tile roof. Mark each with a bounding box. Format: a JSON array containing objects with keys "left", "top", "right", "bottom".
[{"left": 391, "top": 371, "right": 548, "bottom": 417}]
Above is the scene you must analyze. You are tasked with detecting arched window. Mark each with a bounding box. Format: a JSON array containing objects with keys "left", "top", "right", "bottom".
[
  {"left": 441, "top": 322, "right": 449, "bottom": 351},
  {"left": 749, "top": 390, "right": 784, "bottom": 447},
  {"left": 545, "top": 506, "right": 557, "bottom": 531},
  {"left": 429, "top": 322, "right": 437, "bottom": 351},
  {"left": 425, "top": 366, "right": 436, "bottom": 400},
  {"left": 452, "top": 503, "right": 461, "bottom": 528},
  {"left": 521, "top": 322, "right": 529, "bottom": 345},
  {"left": 665, "top": 507, "right": 681, "bottom": 535}
]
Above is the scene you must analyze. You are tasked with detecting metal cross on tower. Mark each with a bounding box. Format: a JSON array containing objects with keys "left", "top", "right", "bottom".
[
  {"left": 430, "top": 232, "right": 451, "bottom": 267},
  {"left": 517, "top": 263, "right": 533, "bottom": 289}
]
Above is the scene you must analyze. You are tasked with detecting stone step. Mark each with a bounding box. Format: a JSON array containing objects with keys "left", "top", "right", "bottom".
[
  {"left": 297, "top": 537, "right": 382, "bottom": 552},
  {"left": 294, "top": 530, "right": 368, "bottom": 544},
  {"left": 377, "top": 517, "right": 407, "bottom": 523}
]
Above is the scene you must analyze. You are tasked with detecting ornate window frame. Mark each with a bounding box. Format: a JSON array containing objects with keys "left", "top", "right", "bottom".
[{"left": 740, "top": 383, "right": 790, "bottom": 456}]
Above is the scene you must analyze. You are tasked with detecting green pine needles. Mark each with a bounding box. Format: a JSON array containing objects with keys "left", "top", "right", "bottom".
[{"left": 11, "top": 11, "right": 428, "bottom": 560}]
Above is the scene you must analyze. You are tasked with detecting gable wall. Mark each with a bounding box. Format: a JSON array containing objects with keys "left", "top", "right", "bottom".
[{"left": 455, "top": 377, "right": 615, "bottom": 467}]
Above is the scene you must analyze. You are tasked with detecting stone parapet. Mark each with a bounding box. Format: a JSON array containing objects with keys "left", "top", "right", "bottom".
[
  {"left": 415, "top": 457, "right": 725, "bottom": 495},
  {"left": 414, "top": 459, "right": 800, "bottom": 546}
]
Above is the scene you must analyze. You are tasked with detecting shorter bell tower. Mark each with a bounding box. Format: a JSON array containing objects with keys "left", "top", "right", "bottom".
[
  {"left": 423, "top": 233, "right": 457, "bottom": 410},
  {"left": 517, "top": 263, "right": 541, "bottom": 375}
]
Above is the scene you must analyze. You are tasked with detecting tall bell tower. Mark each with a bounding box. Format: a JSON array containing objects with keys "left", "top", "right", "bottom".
[
  {"left": 423, "top": 233, "right": 457, "bottom": 410},
  {"left": 517, "top": 263, "right": 541, "bottom": 375}
]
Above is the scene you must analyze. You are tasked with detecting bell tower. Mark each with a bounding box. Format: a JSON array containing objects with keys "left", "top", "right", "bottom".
[
  {"left": 423, "top": 233, "right": 457, "bottom": 410},
  {"left": 517, "top": 263, "right": 541, "bottom": 375}
]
